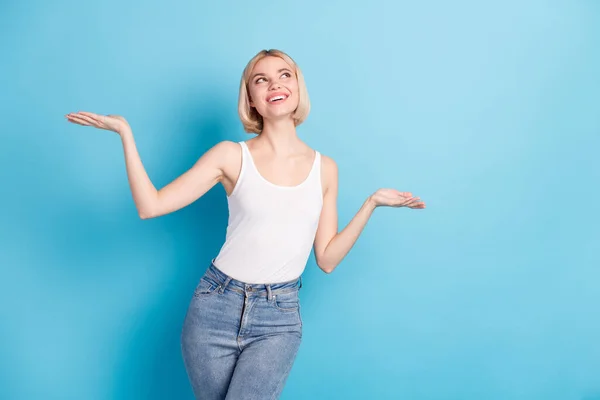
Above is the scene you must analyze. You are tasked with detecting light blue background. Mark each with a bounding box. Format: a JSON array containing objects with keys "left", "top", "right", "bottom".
[{"left": 1, "top": 0, "right": 599, "bottom": 399}]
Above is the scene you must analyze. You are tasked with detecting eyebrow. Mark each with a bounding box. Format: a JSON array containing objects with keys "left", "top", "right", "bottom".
[{"left": 251, "top": 68, "right": 292, "bottom": 81}]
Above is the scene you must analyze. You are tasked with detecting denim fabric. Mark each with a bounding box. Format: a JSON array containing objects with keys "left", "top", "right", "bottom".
[{"left": 181, "top": 261, "right": 303, "bottom": 400}]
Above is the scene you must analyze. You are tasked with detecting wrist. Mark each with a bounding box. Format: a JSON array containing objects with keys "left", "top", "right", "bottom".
[
  {"left": 118, "top": 126, "right": 133, "bottom": 139},
  {"left": 365, "top": 195, "right": 378, "bottom": 211}
]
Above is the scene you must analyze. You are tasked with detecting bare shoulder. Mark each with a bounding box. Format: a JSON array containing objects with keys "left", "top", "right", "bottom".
[
  {"left": 319, "top": 153, "right": 339, "bottom": 195},
  {"left": 207, "top": 140, "right": 239, "bottom": 168},
  {"left": 213, "top": 140, "right": 240, "bottom": 158},
  {"left": 320, "top": 154, "right": 338, "bottom": 174}
]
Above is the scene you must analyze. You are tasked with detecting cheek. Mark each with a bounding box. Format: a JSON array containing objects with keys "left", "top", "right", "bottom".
[
  {"left": 289, "top": 82, "right": 300, "bottom": 100},
  {"left": 289, "top": 80, "right": 300, "bottom": 93},
  {"left": 248, "top": 87, "right": 262, "bottom": 106},
  {"left": 290, "top": 87, "right": 301, "bottom": 106}
]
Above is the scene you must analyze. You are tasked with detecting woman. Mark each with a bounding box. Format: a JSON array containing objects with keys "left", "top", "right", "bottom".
[{"left": 66, "top": 49, "right": 425, "bottom": 400}]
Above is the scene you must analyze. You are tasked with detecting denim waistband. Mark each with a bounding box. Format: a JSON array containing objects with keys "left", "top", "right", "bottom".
[{"left": 206, "top": 260, "right": 302, "bottom": 296}]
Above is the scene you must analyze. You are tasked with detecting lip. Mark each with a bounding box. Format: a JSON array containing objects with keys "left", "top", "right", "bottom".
[{"left": 266, "top": 92, "right": 289, "bottom": 103}]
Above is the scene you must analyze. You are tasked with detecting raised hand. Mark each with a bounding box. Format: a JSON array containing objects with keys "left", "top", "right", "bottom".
[
  {"left": 65, "top": 111, "right": 130, "bottom": 136},
  {"left": 369, "top": 188, "right": 425, "bottom": 209}
]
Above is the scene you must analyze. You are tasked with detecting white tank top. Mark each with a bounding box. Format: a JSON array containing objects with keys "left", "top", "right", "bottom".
[{"left": 212, "top": 140, "right": 323, "bottom": 284}]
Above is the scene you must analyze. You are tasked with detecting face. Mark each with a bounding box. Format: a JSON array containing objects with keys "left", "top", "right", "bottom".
[{"left": 248, "top": 56, "right": 300, "bottom": 121}]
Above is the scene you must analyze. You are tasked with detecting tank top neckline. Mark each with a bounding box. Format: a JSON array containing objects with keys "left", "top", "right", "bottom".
[{"left": 240, "top": 141, "right": 319, "bottom": 190}]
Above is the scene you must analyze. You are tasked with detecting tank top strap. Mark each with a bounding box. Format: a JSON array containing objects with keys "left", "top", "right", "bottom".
[
  {"left": 314, "top": 151, "right": 321, "bottom": 175},
  {"left": 238, "top": 140, "right": 261, "bottom": 181},
  {"left": 238, "top": 140, "right": 249, "bottom": 159},
  {"left": 311, "top": 150, "right": 322, "bottom": 193},
  {"left": 233, "top": 141, "right": 247, "bottom": 178}
]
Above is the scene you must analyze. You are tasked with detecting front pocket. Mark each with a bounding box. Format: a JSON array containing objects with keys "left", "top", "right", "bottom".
[
  {"left": 273, "top": 291, "right": 299, "bottom": 312},
  {"left": 193, "top": 277, "right": 220, "bottom": 298}
]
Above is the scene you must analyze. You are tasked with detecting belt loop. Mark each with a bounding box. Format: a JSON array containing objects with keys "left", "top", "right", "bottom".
[
  {"left": 298, "top": 276, "right": 302, "bottom": 290},
  {"left": 266, "top": 284, "right": 272, "bottom": 301},
  {"left": 219, "top": 277, "right": 232, "bottom": 294}
]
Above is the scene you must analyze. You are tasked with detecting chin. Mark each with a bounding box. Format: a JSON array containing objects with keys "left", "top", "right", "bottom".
[
  {"left": 273, "top": 112, "right": 296, "bottom": 121},
  {"left": 261, "top": 108, "right": 296, "bottom": 121}
]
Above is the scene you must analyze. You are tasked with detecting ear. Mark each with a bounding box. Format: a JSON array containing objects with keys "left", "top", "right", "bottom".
[{"left": 249, "top": 97, "right": 255, "bottom": 107}]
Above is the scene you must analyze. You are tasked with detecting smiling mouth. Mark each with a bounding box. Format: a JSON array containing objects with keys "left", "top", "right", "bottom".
[{"left": 267, "top": 94, "right": 289, "bottom": 103}]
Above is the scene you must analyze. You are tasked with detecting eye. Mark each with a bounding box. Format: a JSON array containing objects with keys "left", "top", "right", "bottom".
[
  {"left": 255, "top": 77, "right": 266, "bottom": 84},
  {"left": 281, "top": 72, "right": 291, "bottom": 79}
]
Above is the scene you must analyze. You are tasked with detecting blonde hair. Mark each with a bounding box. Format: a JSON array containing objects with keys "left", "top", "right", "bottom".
[{"left": 238, "top": 49, "right": 310, "bottom": 134}]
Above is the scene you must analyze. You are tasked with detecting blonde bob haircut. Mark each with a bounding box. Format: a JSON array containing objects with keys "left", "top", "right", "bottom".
[{"left": 238, "top": 49, "right": 310, "bottom": 134}]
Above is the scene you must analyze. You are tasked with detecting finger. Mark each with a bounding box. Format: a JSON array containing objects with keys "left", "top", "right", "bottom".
[
  {"left": 73, "top": 114, "right": 100, "bottom": 126},
  {"left": 67, "top": 116, "right": 91, "bottom": 126},
  {"left": 393, "top": 193, "right": 412, "bottom": 201},
  {"left": 409, "top": 201, "right": 426, "bottom": 208},
  {"left": 392, "top": 189, "right": 412, "bottom": 197},
  {"left": 66, "top": 114, "right": 90, "bottom": 124},
  {"left": 73, "top": 111, "right": 100, "bottom": 120},
  {"left": 79, "top": 111, "right": 101, "bottom": 119},
  {"left": 391, "top": 197, "right": 411, "bottom": 207},
  {"left": 401, "top": 197, "right": 420, "bottom": 207},
  {"left": 73, "top": 112, "right": 104, "bottom": 124}
]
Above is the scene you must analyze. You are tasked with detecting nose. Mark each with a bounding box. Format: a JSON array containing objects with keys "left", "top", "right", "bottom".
[{"left": 268, "top": 80, "right": 282, "bottom": 90}]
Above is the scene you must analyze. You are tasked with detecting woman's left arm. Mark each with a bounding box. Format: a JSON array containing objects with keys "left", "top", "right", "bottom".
[{"left": 313, "top": 156, "right": 425, "bottom": 274}]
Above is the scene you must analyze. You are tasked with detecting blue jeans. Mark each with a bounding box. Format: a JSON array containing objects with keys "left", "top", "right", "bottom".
[{"left": 181, "top": 261, "right": 303, "bottom": 400}]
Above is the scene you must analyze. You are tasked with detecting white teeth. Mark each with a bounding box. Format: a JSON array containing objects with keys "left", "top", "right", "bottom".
[{"left": 269, "top": 95, "right": 286, "bottom": 102}]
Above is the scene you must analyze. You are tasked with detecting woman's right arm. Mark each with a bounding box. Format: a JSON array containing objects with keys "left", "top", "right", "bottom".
[
  {"left": 120, "top": 128, "right": 236, "bottom": 219},
  {"left": 66, "top": 111, "right": 234, "bottom": 219}
]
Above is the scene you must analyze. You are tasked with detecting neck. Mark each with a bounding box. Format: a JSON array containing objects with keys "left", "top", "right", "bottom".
[{"left": 257, "top": 117, "right": 302, "bottom": 155}]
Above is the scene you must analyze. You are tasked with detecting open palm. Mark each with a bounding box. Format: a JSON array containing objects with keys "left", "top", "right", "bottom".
[
  {"left": 371, "top": 189, "right": 425, "bottom": 208},
  {"left": 65, "top": 111, "right": 130, "bottom": 135}
]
